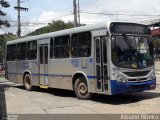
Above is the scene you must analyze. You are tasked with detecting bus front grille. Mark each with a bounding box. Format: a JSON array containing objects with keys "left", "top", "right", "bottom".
[
  {"left": 124, "top": 70, "right": 150, "bottom": 77},
  {"left": 128, "top": 78, "right": 147, "bottom": 82}
]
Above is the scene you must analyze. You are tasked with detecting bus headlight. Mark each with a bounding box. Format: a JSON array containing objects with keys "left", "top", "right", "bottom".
[
  {"left": 112, "top": 73, "right": 126, "bottom": 83},
  {"left": 112, "top": 69, "right": 126, "bottom": 83},
  {"left": 117, "top": 75, "right": 126, "bottom": 83}
]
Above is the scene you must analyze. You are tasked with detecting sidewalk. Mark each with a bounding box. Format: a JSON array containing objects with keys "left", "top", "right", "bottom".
[
  {"left": 155, "top": 61, "right": 160, "bottom": 75},
  {"left": 0, "top": 78, "right": 15, "bottom": 87}
]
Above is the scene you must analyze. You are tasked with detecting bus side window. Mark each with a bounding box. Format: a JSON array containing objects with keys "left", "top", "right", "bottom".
[
  {"left": 54, "top": 35, "right": 70, "bottom": 58},
  {"left": 71, "top": 32, "right": 91, "bottom": 57},
  {"left": 17, "top": 42, "right": 27, "bottom": 60},
  {"left": 27, "top": 41, "right": 37, "bottom": 60},
  {"left": 7, "top": 44, "right": 17, "bottom": 61}
]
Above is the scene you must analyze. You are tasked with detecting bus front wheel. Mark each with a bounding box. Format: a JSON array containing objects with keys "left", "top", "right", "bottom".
[
  {"left": 24, "top": 74, "right": 33, "bottom": 91},
  {"left": 74, "top": 77, "right": 92, "bottom": 100}
]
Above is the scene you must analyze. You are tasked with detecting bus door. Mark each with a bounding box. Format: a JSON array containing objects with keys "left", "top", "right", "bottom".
[
  {"left": 39, "top": 44, "right": 49, "bottom": 86},
  {"left": 95, "top": 37, "right": 109, "bottom": 92}
]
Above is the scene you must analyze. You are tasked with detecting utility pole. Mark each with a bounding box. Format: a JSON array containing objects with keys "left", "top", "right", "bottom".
[
  {"left": 14, "top": 0, "right": 28, "bottom": 37},
  {"left": 73, "top": 0, "right": 78, "bottom": 27},
  {"left": 77, "top": 0, "right": 80, "bottom": 26},
  {"left": 17, "top": 0, "right": 20, "bottom": 37}
]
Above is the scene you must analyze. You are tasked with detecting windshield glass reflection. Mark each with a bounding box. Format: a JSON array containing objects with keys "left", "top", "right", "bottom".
[{"left": 111, "top": 34, "right": 154, "bottom": 69}]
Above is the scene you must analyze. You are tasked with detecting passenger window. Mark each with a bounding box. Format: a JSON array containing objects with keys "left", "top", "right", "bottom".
[
  {"left": 40, "top": 46, "right": 43, "bottom": 64},
  {"left": 50, "top": 38, "right": 54, "bottom": 59},
  {"left": 102, "top": 37, "right": 107, "bottom": 63},
  {"left": 71, "top": 32, "right": 91, "bottom": 57},
  {"left": 96, "top": 39, "right": 100, "bottom": 63},
  {"left": 7, "top": 44, "right": 17, "bottom": 61},
  {"left": 17, "top": 42, "right": 27, "bottom": 60},
  {"left": 45, "top": 46, "right": 48, "bottom": 64},
  {"left": 54, "top": 35, "right": 70, "bottom": 58},
  {"left": 27, "top": 41, "right": 37, "bottom": 60}
]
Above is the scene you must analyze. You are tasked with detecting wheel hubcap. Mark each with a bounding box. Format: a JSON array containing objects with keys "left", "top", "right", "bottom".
[{"left": 79, "top": 83, "right": 87, "bottom": 95}]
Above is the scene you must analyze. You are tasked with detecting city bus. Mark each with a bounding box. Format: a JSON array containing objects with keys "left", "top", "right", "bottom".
[{"left": 5, "top": 21, "right": 156, "bottom": 99}]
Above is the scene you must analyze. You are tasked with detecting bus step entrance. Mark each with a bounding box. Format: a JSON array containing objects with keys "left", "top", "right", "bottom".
[{"left": 39, "top": 85, "right": 49, "bottom": 89}]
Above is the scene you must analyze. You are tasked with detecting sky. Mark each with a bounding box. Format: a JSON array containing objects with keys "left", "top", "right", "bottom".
[{"left": 0, "top": 0, "right": 160, "bottom": 35}]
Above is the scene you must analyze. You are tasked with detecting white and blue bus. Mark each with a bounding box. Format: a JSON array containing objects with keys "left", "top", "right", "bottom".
[{"left": 5, "top": 21, "right": 156, "bottom": 99}]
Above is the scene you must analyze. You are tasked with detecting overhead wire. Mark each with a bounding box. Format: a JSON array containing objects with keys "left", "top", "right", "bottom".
[
  {"left": 80, "top": 11, "right": 160, "bottom": 17},
  {"left": 3, "top": 0, "right": 160, "bottom": 33},
  {"left": 1, "top": 12, "right": 73, "bottom": 30},
  {"left": 4, "top": 0, "right": 100, "bottom": 30},
  {"left": 80, "top": 0, "right": 98, "bottom": 8}
]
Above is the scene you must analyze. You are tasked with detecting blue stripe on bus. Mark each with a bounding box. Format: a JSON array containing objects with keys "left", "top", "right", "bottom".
[
  {"left": 7, "top": 73, "right": 96, "bottom": 79},
  {"left": 87, "top": 76, "right": 96, "bottom": 79}
]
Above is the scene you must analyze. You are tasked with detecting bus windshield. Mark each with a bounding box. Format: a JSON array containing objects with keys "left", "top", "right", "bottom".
[{"left": 111, "top": 34, "right": 154, "bottom": 69}]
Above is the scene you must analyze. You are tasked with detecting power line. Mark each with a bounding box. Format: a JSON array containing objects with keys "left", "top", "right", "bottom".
[
  {"left": 53, "top": 12, "right": 73, "bottom": 20},
  {"left": 5, "top": 11, "right": 160, "bottom": 28},
  {"left": 9, "top": 10, "right": 72, "bottom": 33},
  {"left": 80, "top": 0, "right": 98, "bottom": 8},
  {"left": 2, "top": 12, "right": 73, "bottom": 29},
  {"left": 81, "top": 11, "right": 160, "bottom": 17}
]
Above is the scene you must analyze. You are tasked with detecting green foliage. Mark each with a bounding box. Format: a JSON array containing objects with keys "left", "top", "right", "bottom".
[
  {"left": 0, "top": 36, "right": 6, "bottom": 63},
  {"left": 153, "top": 36, "right": 160, "bottom": 49},
  {"left": 0, "top": 0, "right": 10, "bottom": 27},
  {"left": 28, "top": 20, "right": 74, "bottom": 36},
  {"left": 0, "top": 0, "right": 12, "bottom": 62},
  {"left": 0, "top": 0, "right": 10, "bottom": 8},
  {"left": 0, "top": 33, "right": 17, "bottom": 63}
]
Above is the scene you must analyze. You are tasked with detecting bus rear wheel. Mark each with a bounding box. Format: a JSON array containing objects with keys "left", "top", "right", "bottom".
[
  {"left": 24, "top": 74, "right": 33, "bottom": 91},
  {"left": 74, "top": 77, "right": 92, "bottom": 100}
]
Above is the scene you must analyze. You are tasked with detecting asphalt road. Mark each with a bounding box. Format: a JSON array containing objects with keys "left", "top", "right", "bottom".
[{"left": 0, "top": 76, "right": 160, "bottom": 115}]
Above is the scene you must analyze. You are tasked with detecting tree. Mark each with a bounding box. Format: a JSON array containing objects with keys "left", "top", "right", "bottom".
[
  {"left": 0, "top": 35, "right": 6, "bottom": 63},
  {"left": 0, "top": 0, "right": 10, "bottom": 28},
  {"left": 0, "top": 33, "right": 17, "bottom": 63},
  {"left": 0, "top": 0, "right": 10, "bottom": 63},
  {"left": 28, "top": 20, "right": 74, "bottom": 36},
  {"left": 48, "top": 20, "right": 74, "bottom": 31}
]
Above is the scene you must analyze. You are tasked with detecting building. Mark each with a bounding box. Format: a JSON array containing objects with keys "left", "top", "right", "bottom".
[
  {"left": 147, "top": 19, "right": 160, "bottom": 59},
  {"left": 148, "top": 19, "right": 160, "bottom": 36}
]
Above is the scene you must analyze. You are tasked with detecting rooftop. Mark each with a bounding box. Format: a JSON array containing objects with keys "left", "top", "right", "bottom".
[{"left": 145, "top": 18, "right": 160, "bottom": 27}]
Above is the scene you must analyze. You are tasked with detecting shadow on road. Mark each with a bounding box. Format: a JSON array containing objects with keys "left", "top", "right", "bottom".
[
  {"left": 16, "top": 86, "right": 76, "bottom": 98},
  {"left": 0, "top": 81, "right": 11, "bottom": 117},
  {"left": 91, "top": 92, "right": 160, "bottom": 105},
  {"left": 14, "top": 85, "right": 160, "bottom": 105}
]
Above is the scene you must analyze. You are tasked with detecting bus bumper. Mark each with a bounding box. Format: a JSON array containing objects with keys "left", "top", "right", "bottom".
[{"left": 110, "top": 79, "right": 156, "bottom": 95}]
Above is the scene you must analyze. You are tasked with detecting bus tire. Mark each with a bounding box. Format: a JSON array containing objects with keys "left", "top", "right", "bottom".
[
  {"left": 74, "top": 77, "right": 92, "bottom": 100},
  {"left": 24, "top": 74, "right": 33, "bottom": 91}
]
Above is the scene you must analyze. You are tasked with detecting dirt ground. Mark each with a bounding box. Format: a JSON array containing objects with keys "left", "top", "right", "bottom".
[{"left": 0, "top": 76, "right": 159, "bottom": 115}]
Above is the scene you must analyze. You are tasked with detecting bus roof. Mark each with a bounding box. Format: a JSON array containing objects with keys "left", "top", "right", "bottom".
[
  {"left": 6, "top": 21, "right": 145, "bottom": 45},
  {"left": 7, "top": 22, "right": 108, "bottom": 45}
]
